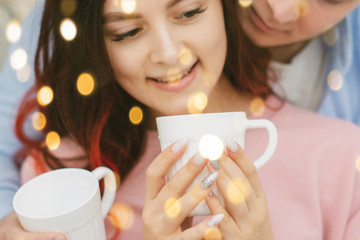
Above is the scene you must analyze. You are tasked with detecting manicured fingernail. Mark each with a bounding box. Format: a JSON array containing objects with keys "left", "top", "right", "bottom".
[
  {"left": 193, "top": 153, "right": 205, "bottom": 165},
  {"left": 209, "top": 190, "right": 214, "bottom": 197},
  {"left": 201, "top": 172, "right": 218, "bottom": 190},
  {"left": 209, "top": 160, "right": 220, "bottom": 170},
  {"left": 208, "top": 213, "right": 224, "bottom": 227},
  {"left": 225, "top": 138, "right": 238, "bottom": 152},
  {"left": 172, "top": 138, "right": 188, "bottom": 153},
  {"left": 54, "top": 236, "right": 65, "bottom": 240}
]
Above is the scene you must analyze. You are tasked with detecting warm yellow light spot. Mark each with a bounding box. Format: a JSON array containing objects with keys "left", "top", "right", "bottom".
[
  {"left": 356, "top": 157, "right": 360, "bottom": 173},
  {"left": 238, "top": 0, "right": 253, "bottom": 8},
  {"left": 119, "top": 0, "right": 137, "bottom": 14},
  {"left": 294, "top": 0, "right": 309, "bottom": 17},
  {"left": 10, "top": 48, "right": 28, "bottom": 70},
  {"left": 164, "top": 197, "right": 181, "bottom": 218},
  {"left": 109, "top": 202, "right": 135, "bottom": 230},
  {"left": 166, "top": 67, "right": 182, "bottom": 85},
  {"left": 178, "top": 48, "right": 193, "bottom": 66},
  {"left": 37, "top": 86, "right": 54, "bottom": 106},
  {"left": 204, "top": 227, "right": 222, "bottom": 240},
  {"left": 327, "top": 70, "right": 343, "bottom": 91},
  {"left": 77, "top": 73, "right": 95, "bottom": 96},
  {"left": 60, "top": 18, "right": 77, "bottom": 41},
  {"left": 250, "top": 97, "right": 265, "bottom": 116},
  {"left": 32, "top": 112, "right": 46, "bottom": 131},
  {"left": 16, "top": 64, "right": 31, "bottom": 82},
  {"left": 46, "top": 131, "right": 61, "bottom": 150},
  {"left": 60, "top": 0, "right": 77, "bottom": 16},
  {"left": 199, "top": 135, "right": 223, "bottom": 160},
  {"left": 129, "top": 106, "right": 143, "bottom": 125},
  {"left": 226, "top": 178, "right": 250, "bottom": 204},
  {"left": 6, "top": 20, "right": 22, "bottom": 43},
  {"left": 187, "top": 92, "right": 208, "bottom": 114}
]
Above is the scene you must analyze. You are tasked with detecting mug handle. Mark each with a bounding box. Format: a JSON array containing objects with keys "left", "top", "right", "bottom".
[
  {"left": 92, "top": 167, "right": 117, "bottom": 218},
  {"left": 246, "top": 119, "right": 278, "bottom": 168}
]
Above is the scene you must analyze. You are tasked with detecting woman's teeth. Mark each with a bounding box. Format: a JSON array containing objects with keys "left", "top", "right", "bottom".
[{"left": 155, "top": 68, "right": 192, "bottom": 83}]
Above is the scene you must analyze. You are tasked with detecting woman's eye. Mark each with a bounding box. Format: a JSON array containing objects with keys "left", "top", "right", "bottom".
[
  {"left": 112, "top": 28, "right": 142, "bottom": 42},
  {"left": 177, "top": 7, "right": 208, "bottom": 20}
]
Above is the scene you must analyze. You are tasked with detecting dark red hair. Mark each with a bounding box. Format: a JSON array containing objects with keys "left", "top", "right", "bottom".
[{"left": 15, "top": 0, "right": 271, "bottom": 180}]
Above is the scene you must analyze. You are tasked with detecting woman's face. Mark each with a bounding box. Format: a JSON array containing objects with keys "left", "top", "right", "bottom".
[
  {"left": 103, "top": 0, "right": 227, "bottom": 116},
  {"left": 240, "top": 0, "right": 359, "bottom": 48}
]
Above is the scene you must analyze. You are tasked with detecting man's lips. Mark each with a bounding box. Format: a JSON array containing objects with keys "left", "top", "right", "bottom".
[{"left": 147, "top": 61, "right": 199, "bottom": 83}]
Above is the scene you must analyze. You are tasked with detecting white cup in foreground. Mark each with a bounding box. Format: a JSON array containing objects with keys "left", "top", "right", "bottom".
[
  {"left": 13, "top": 167, "right": 116, "bottom": 240},
  {"left": 156, "top": 112, "right": 277, "bottom": 216}
]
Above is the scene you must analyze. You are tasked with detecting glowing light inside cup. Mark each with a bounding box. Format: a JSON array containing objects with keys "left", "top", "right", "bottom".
[
  {"left": 238, "top": 0, "right": 253, "bottom": 7},
  {"left": 199, "top": 135, "right": 223, "bottom": 160},
  {"left": 6, "top": 20, "right": 21, "bottom": 43},
  {"left": 164, "top": 197, "right": 181, "bottom": 218},
  {"left": 46, "top": 131, "right": 61, "bottom": 150},
  {"left": 37, "top": 86, "right": 54, "bottom": 106},
  {"left": 32, "top": 112, "right": 46, "bottom": 131},
  {"left": 60, "top": 18, "right": 77, "bottom": 41},
  {"left": 10, "top": 48, "right": 28, "bottom": 70},
  {"left": 77, "top": 73, "right": 95, "bottom": 96},
  {"left": 129, "top": 106, "right": 143, "bottom": 125},
  {"left": 109, "top": 202, "right": 135, "bottom": 230}
]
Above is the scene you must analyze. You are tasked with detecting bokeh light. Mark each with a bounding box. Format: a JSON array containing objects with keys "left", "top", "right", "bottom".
[
  {"left": 166, "top": 68, "right": 181, "bottom": 84},
  {"left": 6, "top": 20, "right": 22, "bottom": 43},
  {"left": 32, "top": 112, "right": 47, "bottom": 131},
  {"left": 204, "top": 227, "right": 222, "bottom": 240},
  {"left": 250, "top": 97, "right": 265, "bottom": 116},
  {"left": 37, "top": 86, "right": 54, "bottom": 106},
  {"left": 164, "top": 197, "right": 181, "bottom": 218},
  {"left": 60, "top": 18, "right": 77, "bottom": 41},
  {"left": 199, "top": 135, "right": 223, "bottom": 160},
  {"left": 77, "top": 73, "right": 95, "bottom": 96},
  {"left": 10, "top": 48, "right": 28, "bottom": 70},
  {"left": 60, "top": 0, "right": 77, "bottom": 16},
  {"left": 327, "top": 70, "right": 343, "bottom": 91},
  {"left": 178, "top": 48, "right": 193, "bottom": 66},
  {"left": 129, "top": 106, "right": 143, "bottom": 125},
  {"left": 46, "top": 131, "right": 61, "bottom": 150},
  {"left": 16, "top": 64, "right": 31, "bottom": 82},
  {"left": 226, "top": 178, "right": 250, "bottom": 204},
  {"left": 238, "top": 0, "right": 253, "bottom": 8},
  {"left": 187, "top": 92, "right": 208, "bottom": 114},
  {"left": 121, "top": 0, "right": 137, "bottom": 14},
  {"left": 294, "top": 0, "right": 309, "bottom": 18},
  {"left": 356, "top": 156, "right": 360, "bottom": 173},
  {"left": 109, "top": 202, "right": 135, "bottom": 230}
]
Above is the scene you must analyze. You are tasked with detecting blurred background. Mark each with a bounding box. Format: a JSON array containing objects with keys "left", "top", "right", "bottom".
[{"left": 0, "top": 0, "right": 39, "bottom": 71}]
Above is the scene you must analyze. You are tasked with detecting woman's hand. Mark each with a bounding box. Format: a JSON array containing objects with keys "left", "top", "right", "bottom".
[
  {"left": 0, "top": 211, "right": 66, "bottom": 240},
  {"left": 143, "top": 139, "right": 224, "bottom": 240},
  {"left": 206, "top": 139, "right": 274, "bottom": 240}
]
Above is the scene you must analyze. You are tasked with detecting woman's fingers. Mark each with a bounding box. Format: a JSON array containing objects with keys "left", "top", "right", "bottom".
[
  {"left": 145, "top": 139, "right": 188, "bottom": 201},
  {"left": 157, "top": 153, "right": 207, "bottom": 200},
  {"left": 0, "top": 212, "right": 66, "bottom": 240},
  {"left": 178, "top": 214, "right": 224, "bottom": 240},
  {"left": 225, "top": 139, "right": 265, "bottom": 198}
]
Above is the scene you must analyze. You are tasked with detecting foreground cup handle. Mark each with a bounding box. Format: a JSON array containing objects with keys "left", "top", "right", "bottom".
[
  {"left": 92, "top": 167, "right": 117, "bottom": 218},
  {"left": 247, "top": 119, "right": 278, "bottom": 168}
]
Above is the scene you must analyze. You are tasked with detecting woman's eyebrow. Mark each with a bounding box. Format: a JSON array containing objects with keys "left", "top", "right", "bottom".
[{"left": 103, "top": 12, "right": 142, "bottom": 24}]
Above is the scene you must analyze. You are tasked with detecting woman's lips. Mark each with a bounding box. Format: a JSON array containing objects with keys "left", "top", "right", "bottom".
[{"left": 148, "top": 61, "right": 199, "bottom": 92}]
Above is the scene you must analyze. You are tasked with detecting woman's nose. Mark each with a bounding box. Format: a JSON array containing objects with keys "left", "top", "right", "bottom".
[
  {"left": 149, "top": 27, "right": 180, "bottom": 65},
  {"left": 266, "top": 0, "right": 300, "bottom": 24}
]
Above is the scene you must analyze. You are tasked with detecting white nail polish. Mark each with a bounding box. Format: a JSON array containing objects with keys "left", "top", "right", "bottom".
[
  {"left": 172, "top": 138, "right": 188, "bottom": 153},
  {"left": 208, "top": 213, "right": 224, "bottom": 227},
  {"left": 201, "top": 172, "right": 218, "bottom": 190},
  {"left": 225, "top": 138, "right": 238, "bottom": 152},
  {"left": 193, "top": 153, "right": 204, "bottom": 165}
]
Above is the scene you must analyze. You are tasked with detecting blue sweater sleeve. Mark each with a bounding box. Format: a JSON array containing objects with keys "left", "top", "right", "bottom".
[{"left": 0, "top": 0, "right": 43, "bottom": 219}]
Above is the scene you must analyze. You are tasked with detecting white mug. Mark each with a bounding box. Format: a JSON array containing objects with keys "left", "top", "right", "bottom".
[
  {"left": 156, "top": 112, "right": 277, "bottom": 216},
  {"left": 13, "top": 167, "right": 117, "bottom": 240}
]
